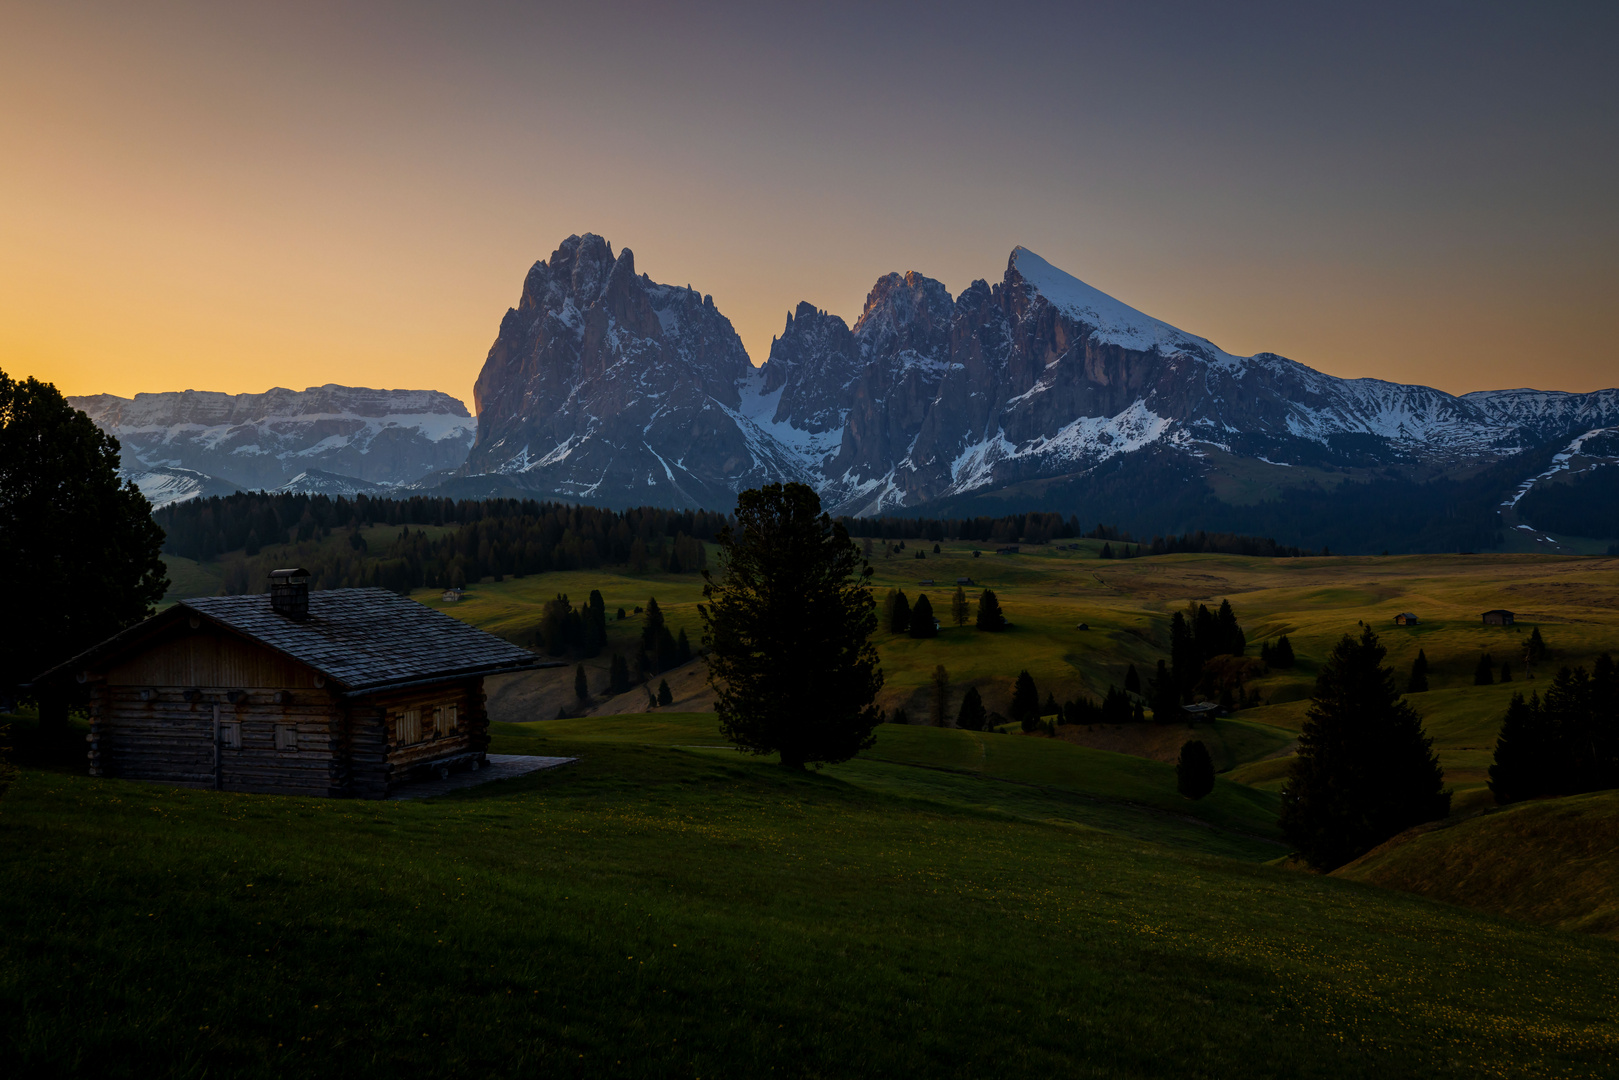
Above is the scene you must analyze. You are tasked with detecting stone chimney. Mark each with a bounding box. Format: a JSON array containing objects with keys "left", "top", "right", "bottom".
[{"left": 268, "top": 568, "right": 311, "bottom": 621}]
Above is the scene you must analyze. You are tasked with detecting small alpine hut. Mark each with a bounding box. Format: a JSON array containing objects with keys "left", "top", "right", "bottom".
[
  {"left": 1394, "top": 612, "right": 1420, "bottom": 626},
  {"left": 32, "top": 569, "right": 553, "bottom": 798},
  {"left": 1482, "top": 609, "right": 1516, "bottom": 627}
]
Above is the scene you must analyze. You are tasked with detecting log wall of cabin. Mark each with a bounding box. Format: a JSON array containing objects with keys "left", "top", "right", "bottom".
[
  {"left": 345, "top": 678, "right": 488, "bottom": 797},
  {"left": 90, "top": 624, "right": 346, "bottom": 796}
]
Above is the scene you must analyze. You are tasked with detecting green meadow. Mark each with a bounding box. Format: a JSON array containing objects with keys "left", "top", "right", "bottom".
[
  {"left": 3, "top": 713, "right": 1618, "bottom": 1078},
  {"left": 5, "top": 544, "right": 1616, "bottom": 1076}
]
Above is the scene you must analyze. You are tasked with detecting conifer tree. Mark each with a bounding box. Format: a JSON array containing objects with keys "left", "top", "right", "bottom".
[
  {"left": 1124, "top": 664, "right": 1141, "bottom": 695},
  {"left": 1280, "top": 627, "right": 1450, "bottom": 870},
  {"left": 642, "top": 597, "right": 665, "bottom": 654},
  {"left": 1043, "top": 692, "right": 1059, "bottom": 717},
  {"left": 1526, "top": 627, "right": 1548, "bottom": 663},
  {"left": 1407, "top": 649, "right": 1429, "bottom": 693},
  {"left": 976, "top": 589, "right": 1004, "bottom": 631},
  {"left": 676, "top": 627, "right": 692, "bottom": 665},
  {"left": 1169, "top": 610, "right": 1196, "bottom": 700},
  {"left": 1176, "top": 740, "right": 1215, "bottom": 800},
  {"left": 1150, "top": 659, "right": 1180, "bottom": 722},
  {"left": 890, "top": 589, "right": 911, "bottom": 635},
  {"left": 956, "top": 686, "right": 987, "bottom": 731},
  {"left": 1273, "top": 635, "right": 1296, "bottom": 669},
  {"left": 701, "top": 482, "right": 882, "bottom": 769},
  {"left": 1100, "top": 542, "right": 1114, "bottom": 559},
  {"left": 575, "top": 663, "right": 589, "bottom": 702},
  {"left": 1488, "top": 692, "right": 1555, "bottom": 803},
  {"left": 1012, "top": 670, "right": 1040, "bottom": 731},
  {"left": 909, "top": 594, "right": 937, "bottom": 638},
  {"left": 609, "top": 652, "right": 631, "bottom": 695},
  {"left": 657, "top": 679, "right": 673, "bottom": 707},
  {"left": 1216, "top": 599, "right": 1246, "bottom": 656},
  {"left": 1474, "top": 653, "right": 1495, "bottom": 686},
  {"left": 951, "top": 585, "right": 970, "bottom": 627}
]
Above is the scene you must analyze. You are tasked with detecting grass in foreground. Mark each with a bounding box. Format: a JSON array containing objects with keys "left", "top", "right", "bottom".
[{"left": 2, "top": 716, "right": 1617, "bottom": 1078}]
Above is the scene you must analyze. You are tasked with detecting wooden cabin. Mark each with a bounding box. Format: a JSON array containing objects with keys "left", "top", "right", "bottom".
[
  {"left": 1482, "top": 609, "right": 1516, "bottom": 627},
  {"left": 34, "top": 570, "right": 552, "bottom": 798},
  {"left": 1394, "top": 612, "right": 1420, "bottom": 626}
]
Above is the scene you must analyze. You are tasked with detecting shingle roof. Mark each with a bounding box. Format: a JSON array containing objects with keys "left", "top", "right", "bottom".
[{"left": 174, "top": 588, "right": 544, "bottom": 692}]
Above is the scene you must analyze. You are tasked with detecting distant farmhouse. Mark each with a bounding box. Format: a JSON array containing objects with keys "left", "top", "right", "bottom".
[
  {"left": 33, "top": 570, "right": 552, "bottom": 798},
  {"left": 1394, "top": 612, "right": 1420, "bottom": 626},
  {"left": 1482, "top": 609, "right": 1516, "bottom": 627}
]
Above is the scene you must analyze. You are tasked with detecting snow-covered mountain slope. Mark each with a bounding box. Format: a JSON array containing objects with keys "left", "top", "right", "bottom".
[
  {"left": 71, "top": 385, "right": 475, "bottom": 492},
  {"left": 118, "top": 465, "right": 242, "bottom": 509}
]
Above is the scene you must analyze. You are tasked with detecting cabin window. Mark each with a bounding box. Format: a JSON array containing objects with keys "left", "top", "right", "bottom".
[
  {"left": 397, "top": 708, "right": 422, "bottom": 745},
  {"left": 275, "top": 724, "right": 298, "bottom": 751},
  {"left": 434, "top": 703, "right": 458, "bottom": 737},
  {"left": 222, "top": 722, "right": 242, "bottom": 750}
]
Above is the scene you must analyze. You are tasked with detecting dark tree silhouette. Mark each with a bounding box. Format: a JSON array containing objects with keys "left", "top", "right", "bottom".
[
  {"left": 975, "top": 589, "right": 1005, "bottom": 632},
  {"left": 931, "top": 664, "right": 949, "bottom": 726},
  {"left": 890, "top": 589, "right": 911, "bottom": 635},
  {"left": 657, "top": 679, "right": 673, "bottom": 707},
  {"left": 1490, "top": 657, "right": 1619, "bottom": 802},
  {"left": 1474, "top": 653, "right": 1495, "bottom": 686},
  {"left": 1176, "top": 740, "right": 1215, "bottom": 799},
  {"left": 1150, "top": 659, "right": 1180, "bottom": 722},
  {"left": 1011, "top": 670, "right": 1040, "bottom": 732},
  {"left": 574, "top": 664, "right": 589, "bottom": 702},
  {"left": 608, "top": 653, "right": 631, "bottom": 695},
  {"left": 1124, "top": 664, "right": 1141, "bottom": 695},
  {"left": 951, "top": 585, "right": 970, "bottom": 627},
  {"left": 955, "top": 686, "right": 987, "bottom": 731},
  {"left": 1280, "top": 627, "right": 1450, "bottom": 870},
  {"left": 909, "top": 594, "right": 937, "bottom": 638},
  {"left": 701, "top": 483, "right": 882, "bottom": 769},
  {"left": 1407, "top": 649, "right": 1429, "bottom": 693},
  {"left": 1, "top": 371, "right": 168, "bottom": 721}
]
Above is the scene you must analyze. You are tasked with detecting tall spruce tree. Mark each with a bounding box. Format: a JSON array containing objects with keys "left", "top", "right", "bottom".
[
  {"left": 1124, "top": 664, "right": 1141, "bottom": 695},
  {"left": 609, "top": 653, "right": 631, "bottom": 695},
  {"left": 574, "top": 664, "right": 589, "bottom": 703},
  {"left": 1150, "top": 659, "right": 1179, "bottom": 722},
  {"left": 1488, "top": 692, "right": 1556, "bottom": 803},
  {"left": 701, "top": 483, "right": 883, "bottom": 769},
  {"left": 976, "top": 589, "right": 1004, "bottom": 631},
  {"left": 890, "top": 589, "right": 912, "bottom": 635},
  {"left": 909, "top": 594, "right": 937, "bottom": 638},
  {"left": 657, "top": 679, "right": 673, "bottom": 707},
  {"left": 956, "top": 686, "right": 986, "bottom": 731},
  {"left": 1407, "top": 649, "right": 1430, "bottom": 693},
  {"left": 1272, "top": 635, "right": 1296, "bottom": 669},
  {"left": 1011, "top": 670, "right": 1040, "bottom": 732},
  {"left": 951, "top": 585, "right": 970, "bottom": 627},
  {"left": 1176, "top": 740, "right": 1215, "bottom": 800},
  {"left": 1526, "top": 627, "right": 1549, "bottom": 663},
  {"left": 1474, "top": 653, "right": 1495, "bottom": 686},
  {"left": 1280, "top": 626, "right": 1450, "bottom": 870}
]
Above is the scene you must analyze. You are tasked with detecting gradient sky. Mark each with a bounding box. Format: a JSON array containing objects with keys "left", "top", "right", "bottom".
[{"left": 3, "top": 1, "right": 1615, "bottom": 410}]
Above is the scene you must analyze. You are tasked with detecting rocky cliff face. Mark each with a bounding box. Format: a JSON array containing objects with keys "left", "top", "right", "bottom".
[
  {"left": 71, "top": 385, "right": 475, "bottom": 497},
  {"left": 463, "top": 234, "right": 1619, "bottom": 515},
  {"left": 465, "top": 234, "right": 805, "bottom": 507}
]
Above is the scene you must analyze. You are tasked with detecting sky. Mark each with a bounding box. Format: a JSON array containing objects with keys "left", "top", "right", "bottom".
[{"left": 3, "top": 0, "right": 1615, "bottom": 410}]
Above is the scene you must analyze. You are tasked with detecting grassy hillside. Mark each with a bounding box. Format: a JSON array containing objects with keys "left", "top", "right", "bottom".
[
  {"left": 418, "top": 545, "right": 1619, "bottom": 798},
  {"left": 4, "top": 716, "right": 1619, "bottom": 1078},
  {"left": 1334, "top": 791, "right": 1619, "bottom": 938}
]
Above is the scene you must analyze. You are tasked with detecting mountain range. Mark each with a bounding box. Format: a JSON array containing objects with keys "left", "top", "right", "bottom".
[
  {"left": 449, "top": 234, "right": 1618, "bottom": 551},
  {"left": 70, "top": 234, "right": 1618, "bottom": 552},
  {"left": 69, "top": 385, "right": 475, "bottom": 508}
]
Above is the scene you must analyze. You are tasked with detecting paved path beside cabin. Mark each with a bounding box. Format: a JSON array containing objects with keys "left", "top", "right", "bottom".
[{"left": 389, "top": 754, "right": 576, "bottom": 800}]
